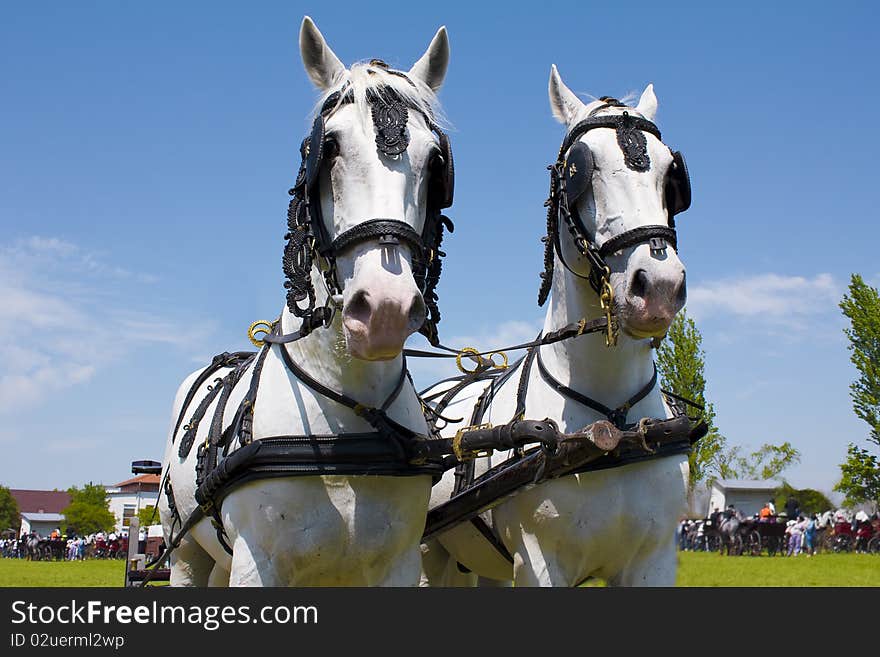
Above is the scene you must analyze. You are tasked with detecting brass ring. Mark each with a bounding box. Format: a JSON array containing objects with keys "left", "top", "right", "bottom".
[
  {"left": 455, "top": 347, "right": 481, "bottom": 374},
  {"left": 487, "top": 351, "right": 509, "bottom": 370},
  {"left": 247, "top": 320, "right": 276, "bottom": 348}
]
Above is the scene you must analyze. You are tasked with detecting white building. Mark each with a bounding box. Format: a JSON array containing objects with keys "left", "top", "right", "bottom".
[
  {"left": 10, "top": 489, "right": 71, "bottom": 538},
  {"left": 105, "top": 475, "right": 160, "bottom": 533},
  {"left": 706, "top": 479, "right": 782, "bottom": 518},
  {"left": 19, "top": 512, "right": 65, "bottom": 538}
]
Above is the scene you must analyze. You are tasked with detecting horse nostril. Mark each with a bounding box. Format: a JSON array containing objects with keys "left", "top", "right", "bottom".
[
  {"left": 345, "top": 290, "right": 372, "bottom": 324},
  {"left": 675, "top": 273, "right": 687, "bottom": 306},
  {"left": 630, "top": 269, "right": 649, "bottom": 299},
  {"left": 408, "top": 294, "right": 426, "bottom": 331}
]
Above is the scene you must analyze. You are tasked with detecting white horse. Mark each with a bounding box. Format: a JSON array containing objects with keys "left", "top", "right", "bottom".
[
  {"left": 421, "top": 66, "right": 691, "bottom": 587},
  {"left": 159, "top": 16, "right": 453, "bottom": 586}
]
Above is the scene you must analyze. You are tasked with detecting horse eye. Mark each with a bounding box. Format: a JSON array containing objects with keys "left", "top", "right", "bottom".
[
  {"left": 324, "top": 138, "right": 339, "bottom": 159},
  {"left": 430, "top": 152, "right": 445, "bottom": 171}
]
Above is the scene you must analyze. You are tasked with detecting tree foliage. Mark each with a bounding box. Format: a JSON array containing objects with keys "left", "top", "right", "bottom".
[
  {"left": 773, "top": 482, "right": 834, "bottom": 516},
  {"left": 62, "top": 483, "right": 116, "bottom": 536},
  {"left": 656, "top": 310, "right": 725, "bottom": 490},
  {"left": 715, "top": 442, "right": 801, "bottom": 481},
  {"left": 136, "top": 505, "right": 159, "bottom": 528},
  {"left": 834, "top": 444, "right": 880, "bottom": 509},
  {"left": 839, "top": 274, "right": 880, "bottom": 447},
  {"left": 836, "top": 274, "right": 880, "bottom": 509},
  {"left": 0, "top": 485, "right": 20, "bottom": 535}
]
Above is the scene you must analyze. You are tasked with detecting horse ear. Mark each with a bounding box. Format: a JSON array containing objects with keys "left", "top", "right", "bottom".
[
  {"left": 548, "top": 64, "right": 585, "bottom": 126},
  {"left": 299, "top": 16, "right": 346, "bottom": 90},
  {"left": 408, "top": 26, "right": 449, "bottom": 92},
  {"left": 636, "top": 83, "right": 658, "bottom": 121}
]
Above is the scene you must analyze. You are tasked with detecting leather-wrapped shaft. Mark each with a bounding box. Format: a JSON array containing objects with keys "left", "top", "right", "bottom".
[
  {"left": 422, "top": 415, "right": 704, "bottom": 542},
  {"left": 410, "top": 419, "right": 561, "bottom": 462}
]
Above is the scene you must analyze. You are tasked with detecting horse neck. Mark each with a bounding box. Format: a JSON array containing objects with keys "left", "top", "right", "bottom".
[
  {"left": 278, "top": 269, "right": 409, "bottom": 410},
  {"left": 541, "top": 257, "right": 657, "bottom": 408}
]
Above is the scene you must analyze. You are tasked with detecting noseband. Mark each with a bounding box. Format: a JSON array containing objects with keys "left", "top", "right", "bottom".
[
  {"left": 538, "top": 98, "right": 692, "bottom": 345},
  {"left": 281, "top": 63, "right": 455, "bottom": 346}
]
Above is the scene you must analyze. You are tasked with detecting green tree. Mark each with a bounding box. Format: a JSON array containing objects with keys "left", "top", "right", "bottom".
[
  {"left": 0, "top": 485, "right": 20, "bottom": 535},
  {"left": 839, "top": 274, "right": 880, "bottom": 446},
  {"left": 62, "top": 483, "right": 116, "bottom": 536},
  {"left": 773, "top": 482, "right": 834, "bottom": 516},
  {"left": 834, "top": 444, "right": 880, "bottom": 509},
  {"left": 656, "top": 310, "right": 726, "bottom": 492},
  {"left": 136, "top": 505, "right": 160, "bottom": 528},
  {"left": 836, "top": 274, "right": 880, "bottom": 509},
  {"left": 715, "top": 442, "right": 801, "bottom": 481}
]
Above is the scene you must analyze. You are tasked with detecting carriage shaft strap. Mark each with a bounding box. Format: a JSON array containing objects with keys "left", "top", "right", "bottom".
[{"left": 423, "top": 415, "right": 701, "bottom": 542}]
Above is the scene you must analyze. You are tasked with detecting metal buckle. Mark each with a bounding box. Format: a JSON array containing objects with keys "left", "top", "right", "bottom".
[
  {"left": 452, "top": 424, "right": 493, "bottom": 461},
  {"left": 598, "top": 268, "right": 618, "bottom": 347},
  {"left": 649, "top": 237, "right": 667, "bottom": 254}
]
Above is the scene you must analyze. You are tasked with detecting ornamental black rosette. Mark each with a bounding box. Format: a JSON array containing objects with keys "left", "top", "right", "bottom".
[
  {"left": 369, "top": 88, "right": 409, "bottom": 157},
  {"left": 616, "top": 113, "right": 650, "bottom": 171}
]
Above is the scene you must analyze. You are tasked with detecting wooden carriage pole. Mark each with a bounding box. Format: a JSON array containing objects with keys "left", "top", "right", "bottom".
[{"left": 124, "top": 517, "right": 140, "bottom": 587}]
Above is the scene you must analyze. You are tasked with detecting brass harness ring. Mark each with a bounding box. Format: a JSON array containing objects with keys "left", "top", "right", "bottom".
[{"left": 247, "top": 320, "right": 277, "bottom": 348}]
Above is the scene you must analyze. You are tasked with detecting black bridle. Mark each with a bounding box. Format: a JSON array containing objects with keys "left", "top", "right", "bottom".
[
  {"left": 538, "top": 97, "right": 692, "bottom": 345},
  {"left": 281, "top": 63, "right": 455, "bottom": 346}
]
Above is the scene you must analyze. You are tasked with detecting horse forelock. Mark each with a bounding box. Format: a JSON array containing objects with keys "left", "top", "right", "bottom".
[
  {"left": 314, "top": 62, "right": 448, "bottom": 132},
  {"left": 573, "top": 92, "right": 642, "bottom": 124}
]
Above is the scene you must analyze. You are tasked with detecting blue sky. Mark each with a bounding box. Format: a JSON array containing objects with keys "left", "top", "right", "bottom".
[{"left": 1, "top": 2, "right": 877, "bottom": 502}]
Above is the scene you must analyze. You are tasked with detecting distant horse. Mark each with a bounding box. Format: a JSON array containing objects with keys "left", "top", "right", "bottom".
[
  {"left": 25, "top": 535, "right": 42, "bottom": 561},
  {"left": 715, "top": 510, "right": 745, "bottom": 556}
]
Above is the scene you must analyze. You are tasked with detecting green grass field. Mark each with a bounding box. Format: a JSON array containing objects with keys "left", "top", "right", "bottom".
[{"left": 1, "top": 552, "right": 878, "bottom": 587}]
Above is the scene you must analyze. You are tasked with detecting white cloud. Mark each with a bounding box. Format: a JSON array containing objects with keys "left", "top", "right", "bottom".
[
  {"left": 0, "top": 237, "right": 198, "bottom": 414},
  {"left": 687, "top": 273, "right": 841, "bottom": 326}
]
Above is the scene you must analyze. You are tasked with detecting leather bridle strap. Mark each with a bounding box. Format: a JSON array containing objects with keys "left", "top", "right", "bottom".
[
  {"left": 536, "top": 347, "right": 658, "bottom": 430},
  {"left": 561, "top": 114, "right": 662, "bottom": 155},
  {"left": 598, "top": 225, "right": 678, "bottom": 259},
  {"left": 327, "top": 219, "right": 424, "bottom": 257}
]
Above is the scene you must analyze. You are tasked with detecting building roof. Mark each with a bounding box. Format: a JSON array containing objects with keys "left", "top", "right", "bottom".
[
  {"left": 21, "top": 512, "right": 65, "bottom": 522},
  {"left": 712, "top": 479, "right": 783, "bottom": 491},
  {"left": 112, "top": 474, "right": 161, "bottom": 488},
  {"left": 9, "top": 489, "right": 71, "bottom": 514}
]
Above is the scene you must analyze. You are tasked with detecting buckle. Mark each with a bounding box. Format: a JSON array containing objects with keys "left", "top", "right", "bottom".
[
  {"left": 452, "top": 424, "right": 493, "bottom": 461},
  {"left": 649, "top": 237, "right": 667, "bottom": 254}
]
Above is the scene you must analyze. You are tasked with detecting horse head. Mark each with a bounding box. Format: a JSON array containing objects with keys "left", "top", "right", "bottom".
[
  {"left": 543, "top": 66, "right": 690, "bottom": 341},
  {"left": 295, "top": 17, "right": 452, "bottom": 360}
]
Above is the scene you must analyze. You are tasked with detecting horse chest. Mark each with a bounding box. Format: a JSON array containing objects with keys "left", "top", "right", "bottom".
[{"left": 221, "top": 476, "right": 431, "bottom": 584}]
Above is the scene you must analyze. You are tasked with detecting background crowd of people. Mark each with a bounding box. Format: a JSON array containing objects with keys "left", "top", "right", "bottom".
[
  {"left": 677, "top": 500, "right": 879, "bottom": 556},
  {"left": 0, "top": 527, "right": 136, "bottom": 561}
]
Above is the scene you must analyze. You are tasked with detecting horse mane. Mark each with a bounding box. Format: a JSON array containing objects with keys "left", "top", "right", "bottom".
[{"left": 314, "top": 61, "right": 448, "bottom": 130}]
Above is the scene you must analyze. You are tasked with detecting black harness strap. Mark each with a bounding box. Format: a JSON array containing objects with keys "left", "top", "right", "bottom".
[
  {"left": 178, "top": 378, "right": 225, "bottom": 460},
  {"left": 171, "top": 352, "right": 254, "bottom": 445},
  {"left": 536, "top": 347, "right": 658, "bottom": 430}
]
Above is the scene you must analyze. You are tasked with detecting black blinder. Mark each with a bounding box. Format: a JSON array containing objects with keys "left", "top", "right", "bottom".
[
  {"left": 666, "top": 150, "right": 691, "bottom": 216},
  {"left": 304, "top": 115, "right": 326, "bottom": 190},
  {"left": 563, "top": 142, "right": 594, "bottom": 206},
  {"left": 429, "top": 130, "right": 454, "bottom": 209}
]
